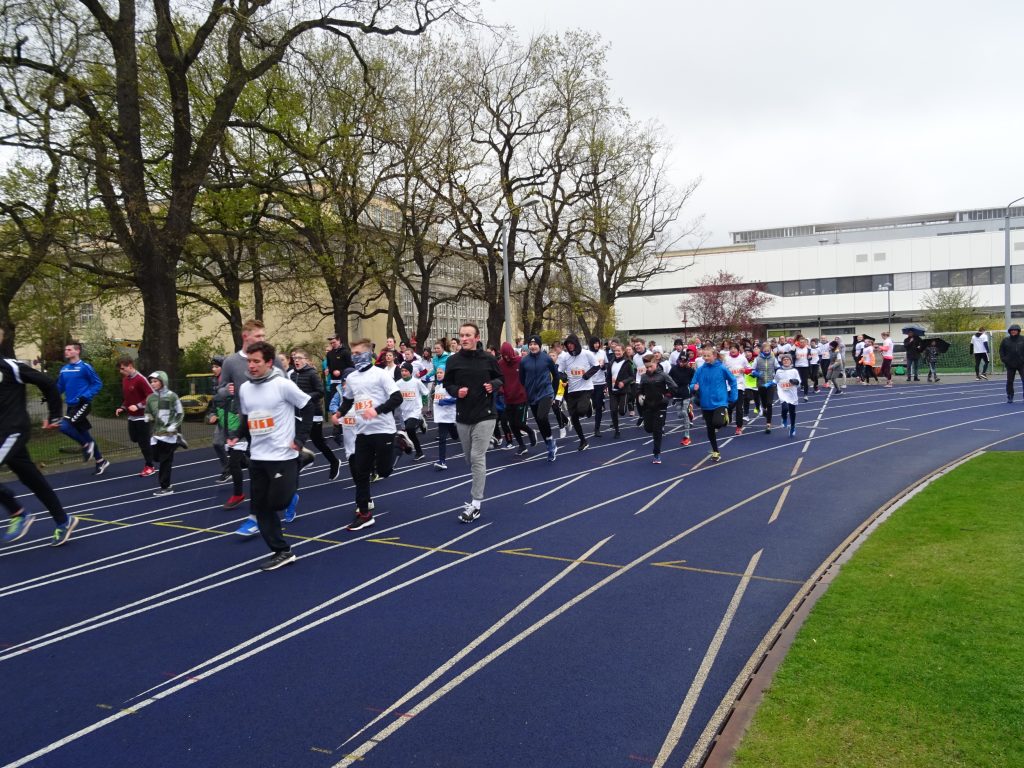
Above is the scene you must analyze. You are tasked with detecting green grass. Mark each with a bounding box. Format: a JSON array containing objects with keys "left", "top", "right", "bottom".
[{"left": 733, "top": 452, "right": 1024, "bottom": 768}]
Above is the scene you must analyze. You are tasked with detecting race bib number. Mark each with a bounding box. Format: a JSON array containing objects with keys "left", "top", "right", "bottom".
[
  {"left": 570, "top": 368, "right": 585, "bottom": 377},
  {"left": 248, "top": 411, "right": 277, "bottom": 435},
  {"left": 402, "top": 390, "right": 417, "bottom": 399},
  {"left": 434, "top": 391, "right": 445, "bottom": 401},
  {"left": 342, "top": 415, "right": 356, "bottom": 427},
  {"left": 780, "top": 381, "right": 793, "bottom": 390},
  {"left": 354, "top": 399, "right": 374, "bottom": 412}
]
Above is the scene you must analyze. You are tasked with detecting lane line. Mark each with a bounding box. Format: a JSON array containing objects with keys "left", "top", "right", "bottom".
[
  {"left": 768, "top": 486, "right": 790, "bottom": 524},
  {"left": 789, "top": 457, "right": 803, "bottom": 477},
  {"left": 526, "top": 473, "right": 589, "bottom": 505},
  {"left": 603, "top": 449, "right": 635, "bottom": 465},
  {"left": 651, "top": 550, "right": 762, "bottom": 768}
]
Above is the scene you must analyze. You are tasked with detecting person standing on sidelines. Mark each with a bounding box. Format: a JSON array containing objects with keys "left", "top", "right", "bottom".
[
  {"left": 57, "top": 341, "right": 109, "bottom": 475},
  {"left": 0, "top": 346, "right": 77, "bottom": 546},
  {"left": 443, "top": 323, "right": 503, "bottom": 522},
  {"left": 519, "top": 334, "right": 559, "bottom": 461},
  {"left": 999, "top": 324, "right": 1024, "bottom": 403},
  {"left": 231, "top": 341, "right": 314, "bottom": 571},
  {"left": 336, "top": 339, "right": 403, "bottom": 530},
  {"left": 972, "top": 328, "right": 991, "bottom": 380},
  {"left": 879, "top": 331, "right": 895, "bottom": 387},
  {"left": 557, "top": 333, "right": 599, "bottom": 452},
  {"left": 115, "top": 355, "right": 155, "bottom": 476}
]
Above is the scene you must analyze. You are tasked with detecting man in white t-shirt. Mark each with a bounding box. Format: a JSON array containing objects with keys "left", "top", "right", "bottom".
[
  {"left": 232, "top": 341, "right": 313, "bottom": 572},
  {"left": 971, "top": 328, "right": 991, "bottom": 379}
]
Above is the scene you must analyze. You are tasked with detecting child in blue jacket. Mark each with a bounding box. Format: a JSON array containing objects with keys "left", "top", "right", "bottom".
[{"left": 690, "top": 345, "right": 738, "bottom": 462}]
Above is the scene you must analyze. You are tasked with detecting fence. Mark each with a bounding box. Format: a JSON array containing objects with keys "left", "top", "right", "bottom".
[{"left": 913, "top": 330, "right": 1008, "bottom": 376}]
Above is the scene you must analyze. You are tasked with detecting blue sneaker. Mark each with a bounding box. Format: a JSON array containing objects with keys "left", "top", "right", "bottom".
[
  {"left": 789, "top": 426, "right": 796, "bottom": 438},
  {"left": 283, "top": 494, "right": 299, "bottom": 523},
  {"left": 3, "top": 512, "right": 33, "bottom": 543},
  {"left": 234, "top": 517, "right": 260, "bottom": 537},
  {"left": 51, "top": 515, "right": 79, "bottom": 546},
  {"left": 546, "top": 438, "right": 557, "bottom": 462}
]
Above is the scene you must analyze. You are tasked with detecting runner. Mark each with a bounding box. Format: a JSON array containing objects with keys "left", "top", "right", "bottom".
[
  {"left": 429, "top": 366, "right": 459, "bottom": 470},
  {"left": 395, "top": 362, "right": 428, "bottom": 461},
  {"left": 207, "top": 356, "right": 230, "bottom": 481},
  {"left": 722, "top": 342, "right": 747, "bottom": 434},
  {"left": 0, "top": 347, "right": 77, "bottom": 546},
  {"left": 775, "top": 353, "right": 802, "bottom": 438},
  {"left": 519, "top": 334, "right": 558, "bottom": 461},
  {"left": 637, "top": 353, "right": 677, "bottom": 464},
  {"left": 557, "top": 334, "right": 599, "bottom": 452},
  {"left": 56, "top": 341, "right": 109, "bottom": 475},
  {"left": 792, "top": 335, "right": 811, "bottom": 402},
  {"left": 879, "top": 331, "right": 895, "bottom": 387},
  {"left": 114, "top": 355, "right": 155, "bottom": 477},
  {"left": 690, "top": 345, "right": 738, "bottom": 462},
  {"left": 443, "top": 322, "right": 504, "bottom": 522},
  {"left": 588, "top": 337, "right": 608, "bottom": 438},
  {"left": 827, "top": 340, "right": 847, "bottom": 394},
  {"left": 607, "top": 340, "right": 636, "bottom": 439},
  {"left": 497, "top": 342, "right": 535, "bottom": 455},
  {"left": 144, "top": 371, "right": 184, "bottom": 496},
  {"left": 336, "top": 339, "right": 402, "bottom": 530},
  {"left": 289, "top": 347, "right": 341, "bottom": 479},
  {"left": 231, "top": 341, "right": 314, "bottom": 571},
  {"left": 669, "top": 348, "right": 695, "bottom": 447}
]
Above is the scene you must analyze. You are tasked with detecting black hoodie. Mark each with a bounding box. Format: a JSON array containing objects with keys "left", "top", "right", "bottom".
[{"left": 1000, "top": 326, "right": 1024, "bottom": 368}]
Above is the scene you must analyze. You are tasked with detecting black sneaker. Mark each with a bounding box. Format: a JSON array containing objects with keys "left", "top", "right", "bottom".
[
  {"left": 347, "top": 512, "right": 375, "bottom": 531},
  {"left": 578, "top": 440, "right": 589, "bottom": 452},
  {"left": 299, "top": 448, "right": 315, "bottom": 470},
  {"left": 329, "top": 462, "right": 342, "bottom": 480},
  {"left": 259, "top": 550, "right": 296, "bottom": 571},
  {"left": 516, "top": 446, "right": 528, "bottom": 456},
  {"left": 216, "top": 470, "right": 231, "bottom": 484},
  {"left": 93, "top": 459, "right": 110, "bottom": 476}
]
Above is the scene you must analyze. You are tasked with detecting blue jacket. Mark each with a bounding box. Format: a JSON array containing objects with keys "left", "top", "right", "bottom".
[
  {"left": 57, "top": 360, "right": 103, "bottom": 405},
  {"left": 519, "top": 351, "right": 557, "bottom": 404},
  {"left": 689, "top": 360, "right": 738, "bottom": 410}
]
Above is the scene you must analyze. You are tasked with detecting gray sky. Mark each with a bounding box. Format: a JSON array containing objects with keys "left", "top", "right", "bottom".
[{"left": 483, "top": 0, "right": 1024, "bottom": 247}]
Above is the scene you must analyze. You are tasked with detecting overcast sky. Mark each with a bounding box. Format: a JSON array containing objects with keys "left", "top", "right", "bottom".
[{"left": 483, "top": 0, "right": 1024, "bottom": 248}]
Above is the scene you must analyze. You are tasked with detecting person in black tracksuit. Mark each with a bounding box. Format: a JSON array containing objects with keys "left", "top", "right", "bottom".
[
  {"left": 638, "top": 354, "right": 678, "bottom": 463},
  {"left": 999, "top": 324, "right": 1024, "bottom": 403},
  {"left": 0, "top": 355, "right": 76, "bottom": 545},
  {"left": 289, "top": 348, "right": 340, "bottom": 478},
  {"left": 607, "top": 342, "right": 636, "bottom": 438}
]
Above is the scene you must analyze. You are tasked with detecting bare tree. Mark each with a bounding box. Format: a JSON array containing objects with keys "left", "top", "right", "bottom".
[{"left": 678, "top": 269, "right": 774, "bottom": 339}]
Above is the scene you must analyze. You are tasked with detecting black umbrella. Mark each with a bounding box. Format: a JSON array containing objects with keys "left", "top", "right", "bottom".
[
  {"left": 862, "top": 334, "right": 875, "bottom": 342},
  {"left": 928, "top": 338, "right": 951, "bottom": 354},
  {"left": 902, "top": 324, "right": 926, "bottom": 335}
]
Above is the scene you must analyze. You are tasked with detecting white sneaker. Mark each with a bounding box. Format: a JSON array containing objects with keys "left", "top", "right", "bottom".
[
  {"left": 458, "top": 502, "right": 481, "bottom": 523},
  {"left": 559, "top": 427, "right": 567, "bottom": 439}
]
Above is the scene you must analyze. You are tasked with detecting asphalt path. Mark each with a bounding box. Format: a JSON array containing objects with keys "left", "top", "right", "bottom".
[{"left": 2, "top": 378, "right": 1021, "bottom": 768}]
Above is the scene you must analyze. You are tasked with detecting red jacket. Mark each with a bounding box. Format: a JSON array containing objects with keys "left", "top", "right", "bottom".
[{"left": 498, "top": 342, "right": 527, "bottom": 405}]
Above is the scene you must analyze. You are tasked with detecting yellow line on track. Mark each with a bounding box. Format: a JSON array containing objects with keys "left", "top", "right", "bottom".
[
  {"left": 650, "top": 559, "right": 802, "bottom": 585},
  {"left": 497, "top": 547, "right": 621, "bottom": 569}
]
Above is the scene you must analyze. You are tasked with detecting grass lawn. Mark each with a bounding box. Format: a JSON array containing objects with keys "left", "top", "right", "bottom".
[{"left": 733, "top": 451, "right": 1024, "bottom": 768}]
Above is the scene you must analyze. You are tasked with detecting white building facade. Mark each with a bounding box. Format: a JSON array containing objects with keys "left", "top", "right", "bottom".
[{"left": 616, "top": 206, "right": 1024, "bottom": 346}]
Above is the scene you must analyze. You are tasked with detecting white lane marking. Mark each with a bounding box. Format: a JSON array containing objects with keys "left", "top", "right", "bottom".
[
  {"left": 768, "top": 486, "right": 790, "bottom": 524},
  {"left": 602, "top": 450, "right": 635, "bottom": 465},
  {"left": 338, "top": 536, "right": 614, "bottom": 749},
  {"left": 526, "top": 474, "right": 589, "bottom": 505},
  {"left": 790, "top": 457, "right": 803, "bottom": 477},
  {"left": 652, "top": 550, "right": 762, "bottom": 768},
  {"left": 635, "top": 478, "right": 684, "bottom": 516}
]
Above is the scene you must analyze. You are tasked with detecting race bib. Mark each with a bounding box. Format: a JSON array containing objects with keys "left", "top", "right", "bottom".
[
  {"left": 434, "top": 391, "right": 445, "bottom": 401},
  {"left": 342, "top": 415, "right": 356, "bottom": 427},
  {"left": 354, "top": 399, "right": 374, "bottom": 412},
  {"left": 780, "top": 381, "right": 793, "bottom": 390},
  {"left": 248, "top": 410, "right": 277, "bottom": 435},
  {"left": 402, "top": 390, "right": 417, "bottom": 399},
  {"left": 570, "top": 368, "right": 585, "bottom": 377}
]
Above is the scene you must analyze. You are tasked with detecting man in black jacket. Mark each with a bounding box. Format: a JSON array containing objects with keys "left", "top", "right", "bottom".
[
  {"left": 904, "top": 331, "right": 925, "bottom": 382},
  {"left": 443, "top": 323, "right": 504, "bottom": 523},
  {"left": 999, "top": 324, "right": 1024, "bottom": 403},
  {"left": 1, "top": 338, "right": 76, "bottom": 546},
  {"left": 289, "top": 348, "right": 340, "bottom": 479}
]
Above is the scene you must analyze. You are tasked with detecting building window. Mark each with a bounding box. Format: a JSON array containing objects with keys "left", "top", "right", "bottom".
[
  {"left": 993, "top": 266, "right": 1005, "bottom": 284},
  {"left": 972, "top": 267, "right": 991, "bottom": 286},
  {"left": 818, "top": 277, "right": 836, "bottom": 295},
  {"left": 854, "top": 275, "right": 872, "bottom": 293},
  {"left": 911, "top": 272, "right": 930, "bottom": 290},
  {"left": 836, "top": 277, "right": 856, "bottom": 294},
  {"left": 949, "top": 269, "right": 969, "bottom": 287},
  {"left": 1012, "top": 265, "right": 1024, "bottom": 283},
  {"left": 783, "top": 281, "right": 800, "bottom": 297},
  {"left": 764, "top": 281, "right": 783, "bottom": 296},
  {"left": 873, "top": 252, "right": 886, "bottom": 261},
  {"left": 931, "top": 270, "right": 949, "bottom": 288},
  {"left": 855, "top": 254, "right": 868, "bottom": 263},
  {"left": 822, "top": 326, "right": 855, "bottom": 336},
  {"left": 873, "top": 274, "right": 893, "bottom": 291},
  {"left": 799, "top": 279, "right": 818, "bottom": 296},
  {"left": 894, "top": 273, "right": 912, "bottom": 291},
  {"left": 77, "top": 303, "right": 95, "bottom": 326}
]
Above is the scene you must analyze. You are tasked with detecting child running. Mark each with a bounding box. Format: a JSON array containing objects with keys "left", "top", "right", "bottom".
[
  {"left": 669, "top": 349, "right": 695, "bottom": 447},
  {"left": 638, "top": 353, "right": 678, "bottom": 463},
  {"left": 396, "top": 362, "right": 428, "bottom": 461},
  {"left": 144, "top": 371, "right": 185, "bottom": 496},
  {"left": 430, "top": 367, "right": 459, "bottom": 470},
  {"left": 689, "top": 345, "right": 738, "bottom": 463},
  {"left": 775, "top": 354, "right": 801, "bottom": 438}
]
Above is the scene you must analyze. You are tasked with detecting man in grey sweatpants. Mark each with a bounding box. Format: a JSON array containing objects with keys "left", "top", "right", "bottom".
[{"left": 442, "top": 322, "right": 504, "bottom": 524}]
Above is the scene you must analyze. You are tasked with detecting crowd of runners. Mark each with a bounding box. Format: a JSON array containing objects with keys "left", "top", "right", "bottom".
[{"left": 3, "top": 321, "right": 1024, "bottom": 572}]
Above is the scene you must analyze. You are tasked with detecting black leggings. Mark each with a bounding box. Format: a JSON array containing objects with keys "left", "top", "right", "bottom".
[
  {"left": 758, "top": 387, "right": 774, "bottom": 425},
  {"left": 436, "top": 423, "right": 458, "bottom": 462},
  {"left": 403, "top": 417, "right": 423, "bottom": 456},
  {"left": 152, "top": 440, "right": 177, "bottom": 489},
  {"left": 529, "top": 397, "right": 554, "bottom": 441},
  {"left": 507, "top": 403, "right": 535, "bottom": 447},
  {"left": 565, "top": 391, "right": 590, "bottom": 442},
  {"left": 351, "top": 433, "right": 396, "bottom": 513},
  {"left": 704, "top": 418, "right": 720, "bottom": 453},
  {"left": 308, "top": 421, "right": 341, "bottom": 470},
  {"left": 797, "top": 366, "right": 810, "bottom": 395},
  {"left": 609, "top": 386, "right": 628, "bottom": 433},
  {"left": 729, "top": 398, "right": 744, "bottom": 429},
  {"left": 590, "top": 385, "right": 606, "bottom": 433},
  {"left": 642, "top": 406, "right": 667, "bottom": 454},
  {"left": 0, "top": 432, "right": 67, "bottom": 524},
  {"left": 128, "top": 419, "right": 154, "bottom": 468}
]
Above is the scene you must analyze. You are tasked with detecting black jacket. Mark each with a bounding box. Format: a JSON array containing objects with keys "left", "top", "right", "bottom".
[
  {"left": 608, "top": 355, "right": 635, "bottom": 391},
  {"left": 1, "top": 360, "right": 62, "bottom": 434},
  {"left": 443, "top": 348, "right": 504, "bottom": 424},
  {"left": 638, "top": 368, "right": 678, "bottom": 411},
  {"left": 668, "top": 362, "right": 694, "bottom": 397},
  {"left": 288, "top": 365, "right": 325, "bottom": 415},
  {"left": 904, "top": 334, "right": 926, "bottom": 359},
  {"left": 999, "top": 332, "right": 1024, "bottom": 369},
  {"left": 325, "top": 346, "right": 352, "bottom": 381}
]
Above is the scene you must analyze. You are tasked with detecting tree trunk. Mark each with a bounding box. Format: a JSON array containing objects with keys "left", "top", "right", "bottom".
[
  {"left": 0, "top": 302, "right": 16, "bottom": 358},
  {"left": 136, "top": 268, "right": 182, "bottom": 380}
]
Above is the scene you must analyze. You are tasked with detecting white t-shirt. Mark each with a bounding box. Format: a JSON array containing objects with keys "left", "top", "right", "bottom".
[
  {"left": 793, "top": 345, "right": 809, "bottom": 368},
  {"left": 775, "top": 368, "right": 801, "bottom": 404},
  {"left": 880, "top": 337, "right": 894, "bottom": 360},
  {"left": 238, "top": 372, "right": 311, "bottom": 462},
  {"left": 432, "top": 383, "right": 456, "bottom": 424},
  {"left": 590, "top": 348, "right": 608, "bottom": 386},
  {"left": 854, "top": 341, "right": 865, "bottom": 360},
  {"left": 559, "top": 350, "right": 598, "bottom": 393},
  {"left": 971, "top": 333, "right": 989, "bottom": 354},
  {"left": 632, "top": 352, "right": 645, "bottom": 383},
  {"left": 723, "top": 353, "right": 747, "bottom": 390},
  {"left": 396, "top": 377, "right": 428, "bottom": 421},
  {"left": 343, "top": 365, "right": 400, "bottom": 436},
  {"left": 818, "top": 342, "right": 831, "bottom": 360}
]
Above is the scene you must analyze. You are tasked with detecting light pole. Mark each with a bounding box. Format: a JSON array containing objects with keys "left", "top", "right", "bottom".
[
  {"left": 879, "top": 281, "right": 893, "bottom": 334},
  {"left": 1004, "top": 196, "right": 1024, "bottom": 330},
  {"left": 500, "top": 197, "right": 540, "bottom": 344}
]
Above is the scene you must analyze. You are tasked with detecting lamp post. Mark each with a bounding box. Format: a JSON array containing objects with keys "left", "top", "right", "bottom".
[
  {"left": 500, "top": 197, "right": 540, "bottom": 344},
  {"left": 879, "top": 281, "right": 893, "bottom": 334},
  {"left": 1005, "top": 196, "right": 1024, "bottom": 330}
]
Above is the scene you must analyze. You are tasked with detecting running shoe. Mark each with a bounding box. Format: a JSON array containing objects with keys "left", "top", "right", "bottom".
[
  {"left": 329, "top": 462, "right": 342, "bottom": 480},
  {"left": 502, "top": 440, "right": 515, "bottom": 450},
  {"left": 396, "top": 431, "right": 414, "bottom": 453},
  {"left": 613, "top": 429, "right": 621, "bottom": 438},
  {"left": 547, "top": 438, "right": 558, "bottom": 462},
  {"left": 578, "top": 440, "right": 589, "bottom": 452},
  {"left": 413, "top": 453, "right": 426, "bottom": 462},
  {"left": 801, "top": 396, "right": 809, "bottom": 403},
  {"left": 82, "top": 441, "right": 95, "bottom": 462},
  {"left": 981, "top": 374, "right": 989, "bottom": 380},
  {"left": 652, "top": 455, "right": 662, "bottom": 465},
  {"left": 370, "top": 472, "right": 380, "bottom": 483},
  {"left": 93, "top": 459, "right": 110, "bottom": 476},
  {"left": 710, "top": 452, "right": 721, "bottom": 463},
  {"left": 283, "top": 493, "right": 299, "bottom": 523},
  {"left": 223, "top": 494, "right": 246, "bottom": 510},
  {"left": 216, "top": 470, "right": 231, "bottom": 483},
  {"left": 489, "top": 435, "right": 501, "bottom": 449},
  {"left": 153, "top": 487, "right": 174, "bottom": 497},
  {"left": 176, "top": 434, "right": 190, "bottom": 450},
  {"left": 1008, "top": 397, "right": 1014, "bottom": 404},
  {"left": 680, "top": 437, "right": 692, "bottom": 447},
  {"left": 433, "top": 461, "right": 448, "bottom": 471},
  {"left": 234, "top": 518, "right": 260, "bottom": 537},
  {"left": 259, "top": 550, "right": 296, "bottom": 571},
  {"left": 51, "top": 515, "right": 79, "bottom": 546},
  {"left": 140, "top": 466, "right": 156, "bottom": 478},
  {"left": 790, "top": 427, "right": 797, "bottom": 438},
  {"left": 458, "top": 502, "right": 481, "bottom": 524},
  {"left": 516, "top": 446, "right": 528, "bottom": 456},
  {"left": 528, "top": 432, "right": 537, "bottom": 447},
  {"left": 299, "top": 447, "right": 316, "bottom": 469},
  {"left": 765, "top": 425, "right": 772, "bottom": 434},
  {"left": 347, "top": 511, "right": 375, "bottom": 531},
  {"left": 559, "top": 427, "right": 567, "bottom": 440},
  {"left": 3, "top": 512, "right": 32, "bottom": 544},
  {"left": 734, "top": 427, "right": 743, "bottom": 436}
]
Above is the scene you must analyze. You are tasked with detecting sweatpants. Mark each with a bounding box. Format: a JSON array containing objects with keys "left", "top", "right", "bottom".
[
  {"left": 250, "top": 458, "right": 299, "bottom": 553},
  {"left": 456, "top": 420, "right": 495, "bottom": 502},
  {"left": 565, "top": 390, "right": 592, "bottom": 443},
  {"left": 506, "top": 402, "right": 535, "bottom": 448},
  {"left": 673, "top": 396, "right": 692, "bottom": 438},
  {"left": 60, "top": 401, "right": 103, "bottom": 460},
  {"left": 729, "top": 396, "right": 745, "bottom": 429},
  {"left": 975, "top": 353, "right": 990, "bottom": 377},
  {"left": 590, "top": 385, "right": 606, "bottom": 434},
  {"left": 152, "top": 439, "right": 178, "bottom": 489},
  {"left": 128, "top": 419, "right": 154, "bottom": 468},
  {"left": 642, "top": 406, "right": 667, "bottom": 455},
  {"left": 403, "top": 417, "right": 423, "bottom": 456},
  {"left": 796, "top": 366, "right": 810, "bottom": 396},
  {"left": 307, "top": 420, "right": 341, "bottom": 472},
  {"left": 1006, "top": 365, "right": 1024, "bottom": 400},
  {"left": 350, "top": 433, "right": 396, "bottom": 514},
  {"left": 0, "top": 432, "right": 67, "bottom": 524},
  {"left": 529, "top": 397, "right": 554, "bottom": 441},
  {"left": 609, "top": 386, "right": 628, "bottom": 434},
  {"left": 757, "top": 386, "right": 774, "bottom": 425}
]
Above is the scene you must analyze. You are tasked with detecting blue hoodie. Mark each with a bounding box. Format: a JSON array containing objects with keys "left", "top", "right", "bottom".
[
  {"left": 519, "top": 350, "right": 557, "bottom": 404},
  {"left": 57, "top": 360, "right": 103, "bottom": 405},
  {"left": 689, "top": 359, "right": 738, "bottom": 410}
]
